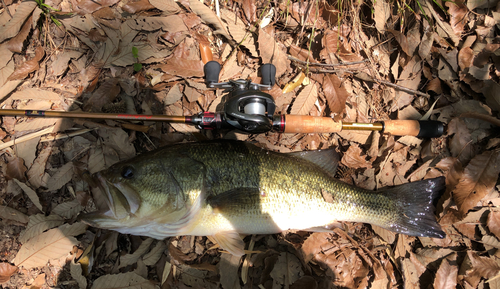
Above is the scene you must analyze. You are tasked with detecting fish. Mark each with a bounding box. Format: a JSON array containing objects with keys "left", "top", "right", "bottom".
[{"left": 80, "top": 140, "right": 446, "bottom": 256}]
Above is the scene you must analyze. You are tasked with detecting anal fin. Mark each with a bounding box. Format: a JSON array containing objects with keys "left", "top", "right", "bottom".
[{"left": 212, "top": 231, "right": 245, "bottom": 257}]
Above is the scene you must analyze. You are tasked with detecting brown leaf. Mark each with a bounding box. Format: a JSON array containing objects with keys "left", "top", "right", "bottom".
[
  {"left": 290, "top": 83, "right": 318, "bottom": 115},
  {"left": 322, "top": 74, "right": 348, "bottom": 117},
  {"left": 88, "top": 28, "right": 107, "bottom": 42},
  {"left": 83, "top": 78, "right": 120, "bottom": 112},
  {"left": 488, "top": 211, "right": 500, "bottom": 239},
  {"left": 425, "top": 77, "right": 443, "bottom": 94},
  {"left": 0, "top": 262, "right": 18, "bottom": 284},
  {"left": 458, "top": 47, "right": 474, "bottom": 72},
  {"left": 341, "top": 144, "right": 372, "bottom": 169},
  {"left": 149, "top": 0, "right": 180, "bottom": 13},
  {"left": 188, "top": 0, "right": 230, "bottom": 39},
  {"left": 5, "top": 155, "right": 27, "bottom": 182},
  {"left": 433, "top": 259, "right": 458, "bottom": 289},
  {"left": 453, "top": 150, "right": 500, "bottom": 216},
  {"left": 467, "top": 251, "right": 500, "bottom": 279},
  {"left": 0, "top": 1, "right": 37, "bottom": 43},
  {"left": 446, "top": 1, "right": 468, "bottom": 35},
  {"left": 7, "top": 46, "right": 44, "bottom": 81},
  {"left": 72, "top": 0, "right": 120, "bottom": 15},
  {"left": 373, "top": 0, "right": 390, "bottom": 33},
  {"left": 122, "top": 0, "right": 155, "bottom": 14},
  {"left": 257, "top": 28, "right": 289, "bottom": 78},
  {"left": 184, "top": 85, "right": 202, "bottom": 103},
  {"left": 157, "top": 58, "right": 204, "bottom": 78},
  {"left": 242, "top": 0, "right": 257, "bottom": 23},
  {"left": 6, "top": 15, "right": 32, "bottom": 53},
  {"left": 387, "top": 29, "right": 409, "bottom": 55}
]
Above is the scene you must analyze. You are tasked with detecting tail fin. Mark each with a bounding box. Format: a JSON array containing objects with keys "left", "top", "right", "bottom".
[{"left": 381, "top": 177, "right": 446, "bottom": 238}]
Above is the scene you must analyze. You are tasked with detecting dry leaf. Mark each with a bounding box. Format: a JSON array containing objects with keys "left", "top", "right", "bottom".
[
  {"left": 290, "top": 83, "right": 318, "bottom": 115},
  {"left": 468, "top": 251, "right": 500, "bottom": 279},
  {"left": 143, "top": 241, "right": 167, "bottom": 266},
  {"left": 122, "top": 0, "right": 155, "bottom": 13},
  {"left": 341, "top": 143, "right": 372, "bottom": 169},
  {"left": 72, "top": 0, "right": 120, "bottom": 14},
  {"left": 149, "top": 0, "right": 180, "bottom": 13},
  {"left": 18, "top": 214, "right": 64, "bottom": 244},
  {"left": 220, "top": 9, "right": 258, "bottom": 57},
  {"left": 14, "top": 222, "right": 87, "bottom": 269},
  {"left": 322, "top": 74, "right": 349, "bottom": 116},
  {"left": 184, "top": 85, "right": 202, "bottom": 103},
  {"left": 0, "top": 206, "right": 29, "bottom": 224},
  {"left": 446, "top": 1, "right": 468, "bottom": 35},
  {"left": 91, "top": 272, "right": 156, "bottom": 289},
  {"left": 258, "top": 28, "right": 289, "bottom": 78},
  {"left": 0, "top": 1, "right": 37, "bottom": 43},
  {"left": 488, "top": 211, "right": 500, "bottom": 239},
  {"left": 51, "top": 199, "right": 83, "bottom": 219},
  {"left": 46, "top": 162, "right": 75, "bottom": 191},
  {"left": 70, "top": 259, "right": 87, "bottom": 289},
  {"left": 387, "top": 29, "right": 410, "bottom": 55},
  {"left": 6, "top": 15, "right": 32, "bottom": 53},
  {"left": 242, "top": 0, "right": 257, "bottom": 23},
  {"left": 218, "top": 253, "right": 241, "bottom": 289},
  {"left": 119, "top": 238, "right": 154, "bottom": 268},
  {"left": 453, "top": 150, "right": 500, "bottom": 216},
  {"left": 5, "top": 156, "right": 28, "bottom": 182},
  {"left": 13, "top": 179, "right": 43, "bottom": 212},
  {"left": 373, "top": 0, "right": 390, "bottom": 33},
  {"left": 188, "top": 0, "right": 230, "bottom": 39},
  {"left": 433, "top": 259, "right": 458, "bottom": 289},
  {"left": 0, "top": 262, "right": 18, "bottom": 284},
  {"left": 7, "top": 46, "right": 44, "bottom": 81},
  {"left": 158, "top": 58, "right": 204, "bottom": 77},
  {"left": 300, "top": 233, "right": 333, "bottom": 263},
  {"left": 27, "top": 145, "right": 52, "bottom": 189},
  {"left": 83, "top": 78, "right": 120, "bottom": 112}
]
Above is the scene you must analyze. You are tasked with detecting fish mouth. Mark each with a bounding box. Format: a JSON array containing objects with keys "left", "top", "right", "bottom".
[{"left": 79, "top": 172, "right": 142, "bottom": 226}]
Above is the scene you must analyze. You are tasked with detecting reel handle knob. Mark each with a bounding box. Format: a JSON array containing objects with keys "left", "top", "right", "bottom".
[
  {"left": 261, "top": 63, "right": 276, "bottom": 87},
  {"left": 204, "top": 61, "right": 221, "bottom": 86}
]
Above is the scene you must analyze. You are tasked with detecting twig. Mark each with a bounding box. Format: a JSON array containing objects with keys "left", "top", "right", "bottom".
[
  {"left": 0, "top": 126, "right": 55, "bottom": 151},
  {"left": 355, "top": 74, "right": 430, "bottom": 97},
  {"left": 40, "top": 128, "right": 95, "bottom": 142},
  {"left": 1, "top": 0, "right": 12, "bottom": 18},
  {"left": 288, "top": 55, "right": 368, "bottom": 67}
]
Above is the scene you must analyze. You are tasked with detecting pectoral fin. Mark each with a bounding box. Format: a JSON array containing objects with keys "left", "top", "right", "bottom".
[{"left": 212, "top": 231, "right": 245, "bottom": 256}]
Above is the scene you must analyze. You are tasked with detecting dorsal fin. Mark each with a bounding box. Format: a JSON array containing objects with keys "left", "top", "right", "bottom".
[{"left": 288, "top": 148, "right": 339, "bottom": 177}]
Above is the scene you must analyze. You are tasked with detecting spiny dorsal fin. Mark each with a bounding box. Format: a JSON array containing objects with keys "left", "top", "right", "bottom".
[{"left": 288, "top": 148, "right": 339, "bottom": 177}]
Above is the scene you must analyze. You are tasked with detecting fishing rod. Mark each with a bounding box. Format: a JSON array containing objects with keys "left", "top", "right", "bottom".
[{"left": 0, "top": 62, "right": 444, "bottom": 138}]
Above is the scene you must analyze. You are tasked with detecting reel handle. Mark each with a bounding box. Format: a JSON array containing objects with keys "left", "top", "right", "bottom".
[
  {"left": 261, "top": 64, "right": 276, "bottom": 87},
  {"left": 204, "top": 61, "right": 221, "bottom": 86}
]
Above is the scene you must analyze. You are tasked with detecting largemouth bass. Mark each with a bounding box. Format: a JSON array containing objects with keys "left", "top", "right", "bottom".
[{"left": 81, "top": 141, "right": 445, "bottom": 256}]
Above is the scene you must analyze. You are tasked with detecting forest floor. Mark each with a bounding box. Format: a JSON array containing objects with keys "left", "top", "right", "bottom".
[{"left": 1, "top": 0, "right": 500, "bottom": 288}]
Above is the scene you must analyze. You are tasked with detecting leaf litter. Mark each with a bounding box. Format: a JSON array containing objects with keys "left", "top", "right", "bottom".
[{"left": 0, "top": 0, "right": 500, "bottom": 288}]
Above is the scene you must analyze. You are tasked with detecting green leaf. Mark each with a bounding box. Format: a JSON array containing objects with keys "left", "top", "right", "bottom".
[
  {"left": 133, "top": 63, "right": 142, "bottom": 72},
  {"left": 132, "top": 47, "right": 139, "bottom": 58}
]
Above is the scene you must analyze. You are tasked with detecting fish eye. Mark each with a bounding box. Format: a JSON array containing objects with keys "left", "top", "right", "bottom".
[{"left": 121, "top": 166, "right": 135, "bottom": 179}]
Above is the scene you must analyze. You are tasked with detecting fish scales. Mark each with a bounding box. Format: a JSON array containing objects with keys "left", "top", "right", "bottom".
[{"left": 81, "top": 140, "right": 446, "bottom": 256}]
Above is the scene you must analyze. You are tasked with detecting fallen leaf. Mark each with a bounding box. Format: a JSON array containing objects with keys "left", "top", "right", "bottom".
[
  {"left": 121, "top": 0, "right": 154, "bottom": 13},
  {"left": 188, "top": 0, "right": 230, "bottom": 39},
  {"left": 46, "top": 162, "right": 74, "bottom": 192},
  {"left": 467, "top": 251, "right": 500, "bottom": 279},
  {"left": 7, "top": 46, "right": 45, "bottom": 81},
  {"left": 70, "top": 259, "right": 87, "bottom": 289},
  {"left": 0, "top": 1, "right": 37, "bottom": 43},
  {"left": 149, "top": 0, "right": 180, "bottom": 14},
  {"left": 91, "top": 272, "right": 156, "bottom": 289},
  {"left": 341, "top": 143, "right": 372, "bottom": 169},
  {"left": 119, "top": 238, "right": 154, "bottom": 268},
  {"left": 18, "top": 214, "right": 64, "bottom": 244},
  {"left": 14, "top": 222, "right": 87, "bottom": 269},
  {"left": 387, "top": 29, "right": 410, "bottom": 55},
  {"left": 72, "top": 0, "right": 120, "bottom": 15},
  {"left": 258, "top": 28, "right": 289, "bottom": 78},
  {"left": 218, "top": 253, "right": 241, "bottom": 289},
  {"left": 434, "top": 258, "right": 458, "bottom": 289},
  {"left": 6, "top": 14, "right": 32, "bottom": 53},
  {"left": 51, "top": 199, "right": 83, "bottom": 219},
  {"left": 0, "top": 205, "right": 29, "bottom": 224},
  {"left": 322, "top": 74, "right": 349, "bottom": 117},
  {"left": 290, "top": 83, "right": 318, "bottom": 115},
  {"left": 83, "top": 78, "right": 120, "bottom": 112},
  {"left": 143, "top": 241, "right": 167, "bottom": 266},
  {"left": 14, "top": 179, "right": 43, "bottom": 212},
  {"left": 5, "top": 155, "right": 28, "bottom": 182},
  {"left": 373, "top": 0, "right": 390, "bottom": 33},
  {"left": 488, "top": 211, "right": 500, "bottom": 240},
  {"left": 0, "top": 262, "right": 18, "bottom": 284},
  {"left": 446, "top": 1, "right": 468, "bottom": 35},
  {"left": 220, "top": 9, "right": 258, "bottom": 57},
  {"left": 242, "top": 0, "right": 257, "bottom": 23},
  {"left": 453, "top": 150, "right": 500, "bottom": 216},
  {"left": 158, "top": 58, "right": 204, "bottom": 78}
]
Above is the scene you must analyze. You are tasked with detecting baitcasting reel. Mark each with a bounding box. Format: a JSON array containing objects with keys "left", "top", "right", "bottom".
[{"left": 190, "top": 61, "right": 277, "bottom": 133}]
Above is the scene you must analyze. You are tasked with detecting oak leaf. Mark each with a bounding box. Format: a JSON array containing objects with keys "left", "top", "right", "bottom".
[
  {"left": 433, "top": 259, "right": 458, "bottom": 289},
  {"left": 0, "top": 0, "right": 37, "bottom": 43},
  {"left": 0, "top": 262, "right": 18, "bottom": 284},
  {"left": 7, "top": 46, "right": 44, "bottom": 81},
  {"left": 290, "top": 83, "right": 318, "bottom": 115}
]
